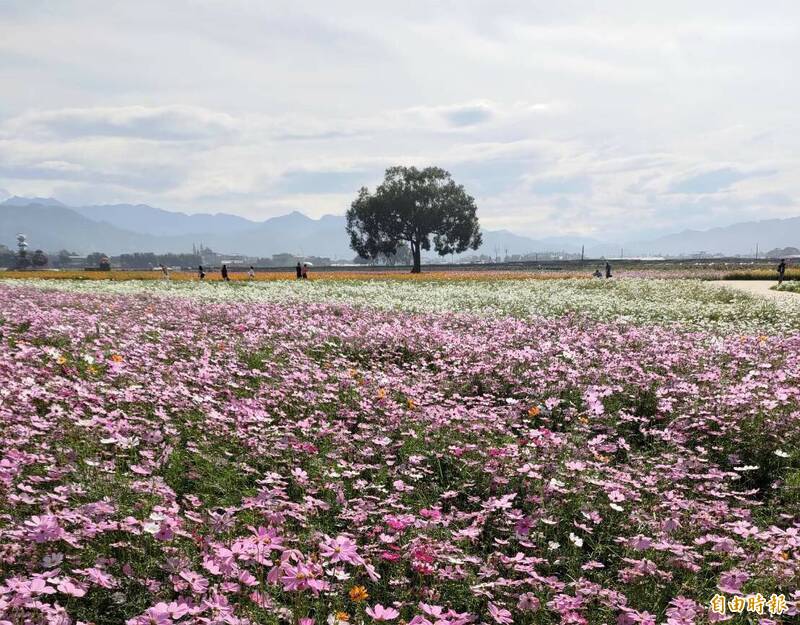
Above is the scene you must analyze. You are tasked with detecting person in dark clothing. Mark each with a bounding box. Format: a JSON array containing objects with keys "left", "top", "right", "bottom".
[
  {"left": 778, "top": 259, "right": 787, "bottom": 285},
  {"left": 296, "top": 262, "right": 302, "bottom": 279},
  {"left": 605, "top": 261, "right": 612, "bottom": 279},
  {"left": 198, "top": 265, "right": 206, "bottom": 280},
  {"left": 221, "top": 264, "right": 229, "bottom": 281}
]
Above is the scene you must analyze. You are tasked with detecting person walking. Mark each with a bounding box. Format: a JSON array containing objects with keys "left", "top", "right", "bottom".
[
  {"left": 296, "top": 261, "right": 302, "bottom": 280},
  {"left": 605, "top": 261, "right": 612, "bottom": 279},
  {"left": 221, "top": 264, "right": 229, "bottom": 281},
  {"left": 301, "top": 263, "right": 309, "bottom": 280},
  {"left": 198, "top": 265, "right": 206, "bottom": 280},
  {"left": 248, "top": 265, "right": 255, "bottom": 281},
  {"left": 778, "top": 258, "right": 787, "bottom": 285},
  {"left": 161, "top": 264, "right": 170, "bottom": 281}
]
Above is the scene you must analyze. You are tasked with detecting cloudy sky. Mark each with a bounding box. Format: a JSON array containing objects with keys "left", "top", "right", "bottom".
[{"left": 0, "top": 0, "right": 797, "bottom": 239}]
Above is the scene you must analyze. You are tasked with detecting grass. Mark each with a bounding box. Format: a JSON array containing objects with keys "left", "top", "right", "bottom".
[
  {"left": 775, "top": 281, "right": 800, "bottom": 293},
  {"left": 722, "top": 268, "right": 800, "bottom": 280}
]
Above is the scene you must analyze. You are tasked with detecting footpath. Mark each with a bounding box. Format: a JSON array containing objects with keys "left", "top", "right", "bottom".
[{"left": 714, "top": 280, "right": 797, "bottom": 301}]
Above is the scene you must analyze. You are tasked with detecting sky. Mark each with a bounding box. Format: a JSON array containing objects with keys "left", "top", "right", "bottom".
[{"left": 0, "top": 0, "right": 798, "bottom": 240}]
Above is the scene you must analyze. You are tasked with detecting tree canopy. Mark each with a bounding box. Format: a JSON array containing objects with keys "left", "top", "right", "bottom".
[{"left": 346, "top": 166, "right": 482, "bottom": 273}]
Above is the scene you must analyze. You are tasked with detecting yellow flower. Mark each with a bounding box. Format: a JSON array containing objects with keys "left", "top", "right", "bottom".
[
  {"left": 527, "top": 406, "right": 540, "bottom": 417},
  {"left": 578, "top": 416, "right": 589, "bottom": 425},
  {"left": 349, "top": 585, "right": 369, "bottom": 602},
  {"left": 56, "top": 356, "right": 67, "bottom": 365},
  {"left": 87, "top": 365, "right": 98, "bottom": 375}
]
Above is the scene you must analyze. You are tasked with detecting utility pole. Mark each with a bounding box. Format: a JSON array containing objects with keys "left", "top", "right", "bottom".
[
  {"left": 620, "top": 247, "right": 624, "bottom": 260},
  {"left": 581, "top": 245, "right": 585, "bottom": 262},
  {"left": 755, "top": 243, "right": 759, "bottom": 260}
]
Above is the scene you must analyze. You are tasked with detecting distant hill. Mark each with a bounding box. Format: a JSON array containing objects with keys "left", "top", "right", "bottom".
[
  {"left": 0, "top": 202, "right": 160, "bottom": 253},
  {"left": 2, "top": 197, "right": 606, "bottom": 258},
  {"left": 765, "top": 246, "right": 800, "bottom": 259},
  {"left": 3, "top": 196, "right": 67, "bottom": 208},
  {"left": 71, "top": 203, "right": 254, "bottom": 236},
  {"left": 2, "top": 195, "right": 798, "bottom": 258},
  {"left": 634, "top": 217, "right": 800, "bottom": 256}
]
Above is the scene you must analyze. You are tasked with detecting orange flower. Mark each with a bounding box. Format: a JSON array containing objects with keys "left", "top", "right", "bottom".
[
  {"left": 349, "top": 585, "right": 369, "bottom": 602},
  {"left": 336, "top": 612, "right": 350, "bottom": 622},
  {"left": 407, "top": 398, "right": 416, "bottom": 409},
  {"left": 110, "top": 354, "right": 123, "bottom": 363},
  {"left": 527, "top": 406, "right": 540, "bottom": 417},
  {"left": 376, "top": 388, "right": 387, "bottom": 400}
]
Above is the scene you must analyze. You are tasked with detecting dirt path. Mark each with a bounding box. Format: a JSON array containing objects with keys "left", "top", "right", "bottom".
[{"left": 714, "top": 280, "right": 797, "bottom": 301}]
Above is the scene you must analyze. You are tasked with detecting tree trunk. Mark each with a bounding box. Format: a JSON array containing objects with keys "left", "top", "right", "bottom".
[{"left": 411, "top": 241, "right": 421, "bottom": 273}]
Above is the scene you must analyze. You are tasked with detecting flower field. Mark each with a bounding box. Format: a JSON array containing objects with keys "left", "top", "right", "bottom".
[
  {"left": 0, "top": 279, "right": 798, "bottom": 625},
  {"left": 5, "top": 277, "right": 800, "bottom": 333}
]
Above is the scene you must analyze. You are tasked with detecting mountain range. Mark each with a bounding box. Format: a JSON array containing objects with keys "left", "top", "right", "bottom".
[{"left": 1, "top": 196, "right": 798, "bottom": 258}]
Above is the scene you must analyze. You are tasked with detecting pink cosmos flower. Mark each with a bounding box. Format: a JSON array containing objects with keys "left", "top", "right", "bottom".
[
  {"left": 488, "top": 602, "right": 513, "bottom": 624},
  {"left": 178, "top": 570, "right": 209, "bottom": 595},
  {"left": 419, "top": 603, "right": 444, "bottom": 618},
  {"left": 279, "top": 562, "right": 329, "bottom": 594},
  {"left": 126, "top": 603, "right": 171, "bottom": 625},
  {"left": 319, "top": 535, "right": 362, "bottom": 565},
  {"left": 717, "top": 570, "right": 749, "bottom": 594},
  {"left": 154, "top": 524, "right": 174, "bottom": 541},
  {"left": 28, "top": 577, "right": 57, "bottom": 595},
  {"left": 24, "top": 515, "right": 63, "bottom": 543},
  {"left": 366, "top": 604, "right": 400, "bottom": 621},
  {"left": 518, "top": 593, "right": 541, "bottom": 612},
  {"left": 249, "top": 525, "right": 283, "bottom": 551},
  {"left": 57, "top": 577, "right": 87, "bottom": 597}
]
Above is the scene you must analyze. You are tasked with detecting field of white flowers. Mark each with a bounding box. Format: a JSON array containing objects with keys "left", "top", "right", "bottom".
[{"left": 5, "top": 277, "right": 800, "bottom": 334}]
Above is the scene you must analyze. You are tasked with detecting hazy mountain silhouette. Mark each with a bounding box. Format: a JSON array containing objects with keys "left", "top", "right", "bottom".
[
  {"left": 4, "top": 196, "right": 67, "bottom": 208},
  {"left": 1, "top": 202, "right": 161, "bottom": 253},
  {"left": 632, "top": 217, "right": 800, "bottom": 256},
  {"left": 71, "top": 203, "right": 255, "bottom": 236},
  {"left": 2, "top": 196, "right": 798, "bottom": 258}
]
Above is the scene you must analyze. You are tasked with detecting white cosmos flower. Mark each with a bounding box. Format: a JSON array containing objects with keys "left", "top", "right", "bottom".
[
  {"left": 569, "top": 533, "right": 584, "bottom": 547},
  {"left": 774, "top": 450, "right": 790, "bottom": 458}
]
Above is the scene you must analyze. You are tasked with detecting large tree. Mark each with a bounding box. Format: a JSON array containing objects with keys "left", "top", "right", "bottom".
[{"left": 346, "top": 166, "right": 482, "bottom": 273}]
